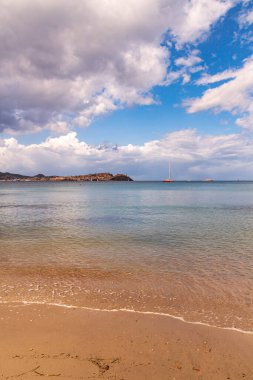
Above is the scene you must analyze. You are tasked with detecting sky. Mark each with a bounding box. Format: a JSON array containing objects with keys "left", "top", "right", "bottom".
[{"left": 0, "top": 0, "right": 253, "bottom": 180}]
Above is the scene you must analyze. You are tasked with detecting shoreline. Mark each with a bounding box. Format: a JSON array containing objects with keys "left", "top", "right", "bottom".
[
  {"left": 2, "top": 300, "right": 253, "bottom": 336},
  {"left": 0, "top": 303, "right": 253, "bottom": 379}
]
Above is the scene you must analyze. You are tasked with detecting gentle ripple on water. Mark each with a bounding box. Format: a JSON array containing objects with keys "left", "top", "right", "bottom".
[{"left": 0, "top": 181, "right": 253, "bottom": 331}]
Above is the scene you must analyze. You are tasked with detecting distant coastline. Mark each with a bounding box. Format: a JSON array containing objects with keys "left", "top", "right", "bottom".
[{"left": 0, "top": 172, "right": 133, "bottom": 182}]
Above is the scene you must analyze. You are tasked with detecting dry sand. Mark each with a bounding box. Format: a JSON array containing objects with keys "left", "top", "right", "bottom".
[{"left": 0, "top": 303, "right": 253, "bottom": 379}]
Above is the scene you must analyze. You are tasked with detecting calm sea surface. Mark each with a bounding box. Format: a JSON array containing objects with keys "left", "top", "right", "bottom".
[{"left": 1, "top": 181, "right": 253, "bottom": 331}]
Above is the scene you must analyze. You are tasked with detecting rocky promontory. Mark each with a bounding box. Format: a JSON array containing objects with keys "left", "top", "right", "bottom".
[{"left": 0, "top": 172, "right": 133, "bottom": 182}]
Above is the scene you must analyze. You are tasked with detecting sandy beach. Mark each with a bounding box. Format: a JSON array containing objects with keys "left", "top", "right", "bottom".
[
  {"left": 1, "top": 0, "right": 253, "bottom": 376},
  {"left": 0, "top": 303, "right": 253, "bottom": 379}
]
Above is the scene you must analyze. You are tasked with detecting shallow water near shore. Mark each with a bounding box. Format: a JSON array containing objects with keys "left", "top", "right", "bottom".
[{"left": 1, "top": 181, "right": 253, "bottom": 331}]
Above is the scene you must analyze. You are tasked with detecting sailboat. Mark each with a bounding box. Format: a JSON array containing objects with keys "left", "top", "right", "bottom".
[{"left": 163, "top": 161, "right": 174, "bottom": 182}]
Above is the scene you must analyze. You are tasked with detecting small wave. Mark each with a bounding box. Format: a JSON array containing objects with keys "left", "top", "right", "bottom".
[{"left": 1, "top": 300, "right": 253, "bottom": 335}]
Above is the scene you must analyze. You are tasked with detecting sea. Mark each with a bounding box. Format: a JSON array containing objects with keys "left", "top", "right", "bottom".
[{"left": 1, "top": 181, "right": 253, "bottom": 332}]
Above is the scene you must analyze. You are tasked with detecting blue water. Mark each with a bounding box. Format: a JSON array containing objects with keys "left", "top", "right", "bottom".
[{"left": 1, "top": 181, "right": 253, "bottom": 330}]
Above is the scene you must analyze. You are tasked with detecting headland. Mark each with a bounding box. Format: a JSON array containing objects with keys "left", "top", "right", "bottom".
[{"left": 0, "top": 172, "right": 133, "bottom": 182}]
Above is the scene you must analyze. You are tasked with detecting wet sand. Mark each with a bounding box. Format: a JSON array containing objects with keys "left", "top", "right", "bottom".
[{"left": 0, "top": 304, "right": 253, "bottom": 379}]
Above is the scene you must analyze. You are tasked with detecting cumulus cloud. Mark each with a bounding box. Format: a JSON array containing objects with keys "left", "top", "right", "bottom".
[
  {"left": 186, "top": 56, "right": 253, "bottom": 129},
  {"left": 0, "top": 0, "right": 233, "bottom": 134},
  {"left": 168, "top": 0, "right": 233, "bottom": 44},
  {"left": 0, "top": 130, "right": 252, "bottom": 180}
]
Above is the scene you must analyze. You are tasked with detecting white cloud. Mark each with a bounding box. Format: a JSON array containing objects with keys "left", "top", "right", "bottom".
[
  {"left": 196, "top": 69, "right": 237, "bottom": 85},
  {"left": 175, "top": 54, "right": 202, "bottom": 67},
  {"left": 186, "top": 56, "right": 253, "bottom": 129},
  {"left": 247, "top": 11, "right": 253, "bottom": 23},
  {"left": 182, "top": 73, "right": 191, "bottom": 84},
  {"left": 1, "top": 130, "right": 253, "bottom": 180},
  {"left": 246, "top": 10, "right": 253, "bottom": 24},
  {"left": 239, "top": 8, "right": 253, "bottom": 27},
  {"left": 168, "top": 0, "right": 233, "bottom": 44},
  {"left": 167, "top": 50, "right": 204, "bottom": 84},
  {"left": 0, "top": 0, "right": 234, "bottom": 134},
  {"left": 164, "top": 50, "right": 204, "bottom": 85}
]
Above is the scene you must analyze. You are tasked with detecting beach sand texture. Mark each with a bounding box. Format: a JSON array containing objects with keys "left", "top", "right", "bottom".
[{"left": 0, "top": 303, "right": 253, "bottom": 380}]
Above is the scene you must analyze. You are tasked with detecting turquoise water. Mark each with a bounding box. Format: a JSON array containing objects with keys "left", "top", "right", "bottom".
[{"left": 1, "top": 181, "right": 253, "bottom": 330}]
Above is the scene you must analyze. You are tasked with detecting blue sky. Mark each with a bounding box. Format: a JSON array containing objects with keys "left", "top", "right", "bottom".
[{"left": 0, "top": 0, "right": 253, "bottom": 179}]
